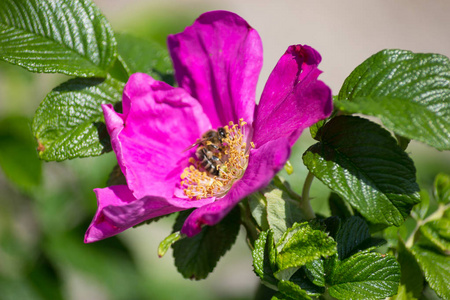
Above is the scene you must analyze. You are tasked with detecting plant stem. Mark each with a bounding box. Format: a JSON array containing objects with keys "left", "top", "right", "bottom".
[
  {"left": 405, "top": 203, "right": 450, "bottom": 248},
  {"left": 300, "top": 171, "right": 316, "bottom": 220}
]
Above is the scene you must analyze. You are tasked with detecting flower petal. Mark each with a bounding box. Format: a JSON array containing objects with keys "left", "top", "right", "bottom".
[
  {"left": 104, "top": 73, "right": 212, "bottom": 199},
  {"left": 85, "top": 183, "right": 218, "bottom": 243},
  {"left": 168, "top": 10, "right": 263, "bottom": 127},
  {"left": 181, "top": 137, "right": 291, "bottom": 236},
  {"left": 85, "top": 185, "right": 183, "bottom": 243},
  {"left": 252, "top": 45, "right": 333, "bottom": 147}
]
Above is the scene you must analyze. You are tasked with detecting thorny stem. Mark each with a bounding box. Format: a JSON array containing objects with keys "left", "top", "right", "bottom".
[
  {"left": 300, "top": 171, "right": 316, "bottom": 220},
  {"left": 405, "top": 203, "right": 450, "bottom": 248}
]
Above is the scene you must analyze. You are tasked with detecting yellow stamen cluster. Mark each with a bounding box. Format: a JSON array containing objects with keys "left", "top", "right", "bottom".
[{"left": 180, "top": 119, "right": 253, "bottom": 200}]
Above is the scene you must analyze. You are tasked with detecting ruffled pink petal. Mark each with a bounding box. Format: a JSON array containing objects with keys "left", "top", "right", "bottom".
[
  {"left": 181, "top": 137, "right": 291, "bottom": 236},
  {"left": 85, "top": 184, "right": 217, "bottom": 243},
  {"left": 104, "top": 73, "right": 212, "bottom": 200},
  {"left": 168, "top": 10, "right": 263, "bottom": 127},
  {"left": 252, "top": 45, "right": 333, "bottom": 147},
  {"left": 85, "top": 185, "right": 183, "bottom": 243}
]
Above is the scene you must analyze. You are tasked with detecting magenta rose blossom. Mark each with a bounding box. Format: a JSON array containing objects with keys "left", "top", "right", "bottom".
[{"left": 85, "top": 11, "right": 332, "bottom": 243}]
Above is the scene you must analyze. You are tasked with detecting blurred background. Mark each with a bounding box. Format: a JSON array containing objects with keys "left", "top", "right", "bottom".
[{"left": 1, "top": 0, "right": 449, "bottom": 299}]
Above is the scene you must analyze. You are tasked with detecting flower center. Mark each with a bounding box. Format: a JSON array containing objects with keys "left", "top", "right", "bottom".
[{"left": 180, "top": 119, "right": 253, "bottom": 200}]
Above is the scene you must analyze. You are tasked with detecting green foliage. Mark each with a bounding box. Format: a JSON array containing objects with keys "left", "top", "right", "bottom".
[
  {"left": 0, "top": 116, "right": 42, "bottom": 191},
  {"left": 396, "top": 239, "right": 424, "bottom": 299},
  {"left": 303, "top": 115, "right": 421, "bottom": 227},
  {"left": 336, "top": 49, "right": 450, "bottom": 151},
  {"left": 327, "top": 252, "right": 400, "bottom": 299},
  {"left": 172, "top": 207, "right": 241, "bottom": 280},
  {"left": 0, "top": 0, "right": 116, "bottom": 76},
  {"left": 32, "top": 76, "right": 124, "bottom": 161},
  {"left": 275, "top": 222, "right": 336, "bottom": 277},
  {"left": 411, "top": 244, "right": 450, "bottom": 299},
  {"left": 115, "top": 33, "right": 174, "bottom": 84},
  {"left": 434, "top": 173, "right": 450, "bottom": 204}
]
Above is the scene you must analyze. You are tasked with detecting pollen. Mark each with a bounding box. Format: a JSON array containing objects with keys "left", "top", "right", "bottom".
[{"left": 180, "top": 119, "right": 251, "bottom": 200}]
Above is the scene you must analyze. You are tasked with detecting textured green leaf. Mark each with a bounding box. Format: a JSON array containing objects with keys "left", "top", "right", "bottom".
[
  {"left": 434, "top": 173, "right": 450, "bottom": 204},
  {"left": 265, "top": 186, "right": 304, "bottom": 243},
  {"left": 32, "top": 76, "right": 123, "bottom": 161},
  {"left": 336, "top": 49, "right": 450, "bottom": 150},
  {"left": 336, "top": 216, "right": 385, "bottom": 261},
  {"left": 252, "top": 230, "right": 278, "bottom": 289},
  {"left": 0, "top": 0, "right": 116, "bottom": 76},
  {"left": 272, "top": 280, "right": 311, "bottom": 300},
  {"left": 304, "top": 259, "right": 325, "bottom": 287},
  {"left": 0, "top": 116, "right": 42, "bottom": 190},
  {"left": 397, "top": 239, "right": 423, "bottom": 298},
  {"left": 303, "top": 115, "right": 421, "bottom": 227},
  {"left": 420, "top": 219, "right": 450, "bottom": 252},
  {"left": 288, "top": 266, "right": 325, "bottom": 296},
  {"left": 327, "top": 252, "right": 400, "bottom": 300},
  {"left": 172, "top": 207, "right": 240, "bottom": 280},
  {"left": 276, "top": 222, "right": 336, "bottom": 274},
  {"left": 411, "top": 244, "right": 450, "bottom": 299},
  {"left": 115, "top": 33, "right": 174, "bottom": 84},
  {"left": 328, "top": 192, "right": 353, "bottom": 220}
]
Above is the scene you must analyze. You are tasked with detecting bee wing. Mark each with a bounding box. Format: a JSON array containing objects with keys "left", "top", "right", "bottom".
[{"left": 182, "top": 138, "right": 203, "bottom": 152}]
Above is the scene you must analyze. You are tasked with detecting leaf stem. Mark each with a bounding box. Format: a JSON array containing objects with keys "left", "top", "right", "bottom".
[
  {"left": 405, "top": 203, "right": 450, "bottom": 248},
  {"left": 300, "top": 171, "right": 316, "bottom": 220}
]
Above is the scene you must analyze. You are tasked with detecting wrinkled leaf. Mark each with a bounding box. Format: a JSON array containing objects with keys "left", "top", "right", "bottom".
[
  {"left": 0, "top": 0, "right": 116, "bottom": 76},
  {"left": 419, "top": 219, "right": 450, "bottom": 253},
  {"left": 272, "top": 280, "right": 311, "bottom": 300},
  {"left": 252, "top": 230, "right": 278, "bottom": 289},
  {"left": 32, "top": 76, "right": 124, "bottom": 161},
  {"left": 172, "top": 207, "right": 240, "bottom": 280},
  {"left": 397, "top": 239, "right": 423, "bottom": 298},
  {"left": 336, "top": 49, "right": 450, "bottom": 150},
  {"left": 327, "top": 252, "right": 400, "bottom": 300},
  {"left": 411, "top": 244, "right": 450, "bottom": 299},
  {"left": 303, "top": 116, "right": 420, "bottom": 227},
  {"left": 276, "top": 222, "right": 336, "bottom": 275}
]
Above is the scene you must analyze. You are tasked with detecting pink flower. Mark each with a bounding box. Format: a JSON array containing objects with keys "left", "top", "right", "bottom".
[{"left": 85, "top": 11, "right": 332, "bottom": 243}]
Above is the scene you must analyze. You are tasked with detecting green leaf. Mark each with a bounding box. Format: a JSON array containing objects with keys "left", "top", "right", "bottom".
[
  {"left": 115, "top": 33, "right": 174, "bottom": 85},
  {"left": 336, "top": 216, "right": 385, "bottom": 260},
  {"left": 0, "top": 116, "right": 42, "bottom": 190},
  {"left": 419, "top": 219, "right": 450, "bottom": 252},
  {"left": 397, "top": 239, "right": 423, "bottom": 298},
  {"left": 434, "top": 173, "right": 450, "bottom": 204},
  {"left": 172, "top": 207, "right": 240, "bottom": 280},
  {"left": 288, "top": 265, "right": 325, "bottom": 296},
  {"left": 412, "top": 189, "right": 430, "bottom": 220},
  {"left": 328, "top": 192, "right": 353, "bottom": 220},
  {"left": 411, "top": 244, "right": 450, "bottom": 299},
  {"left": 336, "top": 49, "right": 450, "bottom": 150},
  {"left": 303, "top": 115, "right": 421, "bottom": 227},
  {"left": 248, "top": 192, "right": 269, "bottom": 231},
  {"left": 32, "top": 76, "right": 124, "bottom": 161},
  {"left": 327, "top": 252, "right": 401, "bottom": 300},
  {"left": 252, "top": 230, "right": 278, "bottom": 289},
  {"left": 275, "top": 222, "right": 336, "bottom": 276},
  {"left": 304, "top": 259, "right": 325, "bottom": 287},
  {"left": 265, "top": 185, "right": 304, "bottom": 243},
  {"left": 272, "top": 280, "right": 311, "bottom": 300},
  {"left": 0, "top": 0, "right": 116, "bottom": 76}
]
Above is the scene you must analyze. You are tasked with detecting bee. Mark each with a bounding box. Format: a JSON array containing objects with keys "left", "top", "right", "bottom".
[{"left": 185, "top": 127, "right": 228, "bottom": 176}]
